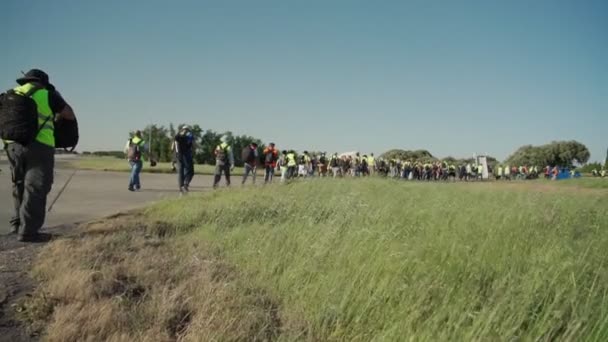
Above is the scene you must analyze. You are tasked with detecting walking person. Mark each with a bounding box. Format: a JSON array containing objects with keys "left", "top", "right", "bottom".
[
  {"left": 213, "top": 136, "right": 234, "bottom": 188},
  {"left": 2, "top": 69, "right": 76, "bottom": 241},
  {"left": 286, "top": 150, "right": 297, "bottom": 180},
  {"left": 241, "top": 142, "right": 258, "bottom": 185},
  {"left": 124, "top": 130, "right": 149, "bottom": 192},
  {"left": 263, "top": 143, "right": 278, "bottom": 183},
  {"left": 279, "top": 150, "right": 288, "bottom": 182},
  {"left": 173, "top": 125, "right": 195, "bottom": 193}
]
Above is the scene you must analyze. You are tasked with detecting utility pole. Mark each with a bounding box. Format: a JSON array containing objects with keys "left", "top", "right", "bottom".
[{"left": 149, "top": 125, "right": 153, "bottom": 158}]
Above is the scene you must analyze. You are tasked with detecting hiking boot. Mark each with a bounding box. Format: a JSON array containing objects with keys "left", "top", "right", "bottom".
[
  {"left": 128, "top": 187, "right": 135, "bottom": 192},
  {"left": 17, "top": 233, "right": 52, "bottom": 243}
]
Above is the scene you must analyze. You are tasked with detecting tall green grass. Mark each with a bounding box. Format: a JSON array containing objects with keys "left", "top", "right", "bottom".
[{"left": 146, "top": 179, "right": 608, "bottom": 341}]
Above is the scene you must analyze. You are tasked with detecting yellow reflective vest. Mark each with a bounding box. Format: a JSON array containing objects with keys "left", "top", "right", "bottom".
[{"left": 11, "top": 83, "right": 55, "bottom": 147}]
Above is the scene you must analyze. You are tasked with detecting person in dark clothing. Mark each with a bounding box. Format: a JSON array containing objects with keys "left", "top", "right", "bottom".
[
  {"left": 4, "top": 69, "right": 76, "bottom": 242},
  {"left": 241, "top": 142, "right": 258, "bottom": 185},
  {"left": 213, "top": 136, "right": 234, "bottom": 188},
  {"left": 173, "top": 125, "right": 195, "bottom": 192}
]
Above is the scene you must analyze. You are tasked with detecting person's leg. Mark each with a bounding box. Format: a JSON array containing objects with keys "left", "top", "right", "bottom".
[
  {"left": 129, "top": 161, "right": 137, "bottom": 190},
  {"left": 134, "top": 160, "right": 142, "bottom": 189},
  {"left": 213, "top": 164, "right": 222, "bottom": 188},
  {"left": 252, "top": 166, "right": 257, "bottom": 184},
  {"left": 177, "top": 154, "right": 185, "bottom": 190},
  {"left": 20, "top": 142, "right": 54, "bottom": 237},
  {"left": 185, "top": 155, "right": 194, "bottom": 189},
  {"left": 225, "top": 164, "right": 231, "bottom": 186},
  {"left": 6, "top": 143, "right": 26, "bottom": 234},
  {"left": 242, "top": 164, "right": 251, "bottom": 184}
]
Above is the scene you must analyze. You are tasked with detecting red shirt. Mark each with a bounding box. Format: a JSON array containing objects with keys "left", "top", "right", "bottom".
[{"left": 263, "top": 147, "right": 278, "bottom": 167}]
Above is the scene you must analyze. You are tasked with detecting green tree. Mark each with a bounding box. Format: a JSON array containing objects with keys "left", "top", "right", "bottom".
[
  {"left": 380, "top": 149, "right": 436, "bottom": 161},
  {"left": 505, "top": 140, "right": 590, "bottom": 167}
]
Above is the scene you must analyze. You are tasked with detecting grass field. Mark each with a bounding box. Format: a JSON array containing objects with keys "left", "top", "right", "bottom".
[
  {"left": 24, "top": 178, "right": 608, "bottom": 341},
  {"left": 67, "top": 156, "right": 247, "bottom": 176}
]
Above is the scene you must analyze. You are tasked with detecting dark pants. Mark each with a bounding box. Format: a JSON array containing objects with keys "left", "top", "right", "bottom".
[
  {"left": 242, "top": 163, "right": 256, "bottom": 184},
  {"left": 6, "top": 142, "right": 54, "bottom": 236},
  {"left": 264, "top": 165, "right": 275, "bottom": 183},
  {"left": 177, "top": 153, "right": 194, "bottom": 189},
  {"left": 214, "top": 163, "right": 231, "bottom": 187},
  {"left": 287, "top": 166, "right": 296, "bottom": 179}
]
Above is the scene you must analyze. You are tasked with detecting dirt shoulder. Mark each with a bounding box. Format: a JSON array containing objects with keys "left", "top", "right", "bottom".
[
  {"left": 0, "top": 213, "right": 287, "bottom": 342},
  {"left": 0, "top": 224, "right": 77, "bottom": 342}
]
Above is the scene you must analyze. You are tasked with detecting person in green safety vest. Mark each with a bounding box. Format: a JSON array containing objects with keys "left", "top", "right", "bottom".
[
  {"left": 448, "top": 164, "right": 457, "bottom": 181},
  {"left": 286, "top": 150, "right": 297, "bottom": 179},
  {"left": 496, "top": 165, "right": 503, "bottom": 180},
  {"left": 213, "top": 135, "right": 234, "bottom": 188},
  {"left": 124, "top": 130, "right": 149, "bottom": 191},
  {"left": 504, "top": 164, "right": 511, "bottom": 180},
  {"left": 4, "top": 69, "right": 76, "bottom": 242},
  {"left": 368, "top": 153, "right": 376, "bottom": 176}
]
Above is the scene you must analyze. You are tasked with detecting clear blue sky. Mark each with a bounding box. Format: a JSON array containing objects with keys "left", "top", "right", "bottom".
[{"left": 2, "top": 0, "right": 606, "bottom": 161}]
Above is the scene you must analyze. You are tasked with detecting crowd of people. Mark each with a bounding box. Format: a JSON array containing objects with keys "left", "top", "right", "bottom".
[{"left": 125, "top": 131, "right": 600, "bottom": 193}]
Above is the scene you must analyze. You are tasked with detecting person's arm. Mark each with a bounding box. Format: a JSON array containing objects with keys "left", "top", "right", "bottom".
[
  {"left": 58, "top": 104, "right": 76, "bottom": 120},
  {"left": 49, "top": 90, "right": 76, "bottom": 120}
]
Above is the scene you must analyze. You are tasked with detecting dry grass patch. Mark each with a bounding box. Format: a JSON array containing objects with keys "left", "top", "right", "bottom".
[{"left": 20, "top": 216, "right": 287, "bottom": 341}]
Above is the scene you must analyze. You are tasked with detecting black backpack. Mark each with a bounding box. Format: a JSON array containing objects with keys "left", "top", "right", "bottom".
[
  {"left": 54, "top": 117, "right": 79, "bottom": 151},
  {"left": 127, "top": 139, "right": 142, "bottom": 161},
  {"left": 242, "top": 146, "right": 255, "bottom": 165},
  {"left": 0, "top": 86, "right": 46, "bottom": 145}
]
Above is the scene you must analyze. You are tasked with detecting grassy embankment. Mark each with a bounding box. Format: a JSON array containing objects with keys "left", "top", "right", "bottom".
[
  {"left": 67, "top": 156, "right": 247, "bottom": 175},
  {"left": 22, "top": 179, "right": 608, "bottom": 341}
]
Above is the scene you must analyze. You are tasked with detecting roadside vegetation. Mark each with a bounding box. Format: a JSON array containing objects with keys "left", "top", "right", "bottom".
[{"left": 23, "top": 178, "right": 608, "bottom": 341}]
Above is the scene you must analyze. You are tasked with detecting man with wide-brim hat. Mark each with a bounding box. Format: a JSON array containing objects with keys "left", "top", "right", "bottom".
[
  {"left": 4, "top": 69, "right": 76, "bottom": 242},
  {"left": 173, "top": 124, "right": 195, "bottom": 193}
]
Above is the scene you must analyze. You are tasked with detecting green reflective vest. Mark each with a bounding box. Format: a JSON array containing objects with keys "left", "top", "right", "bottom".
[
  {"left": 287, "top": 153, "right": 296, "bottom": 166},
  {"left": 12, "top": 83, "right": 55, "bottom": 147}
]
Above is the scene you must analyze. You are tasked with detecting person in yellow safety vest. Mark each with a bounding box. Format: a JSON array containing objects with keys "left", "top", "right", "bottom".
[
  {"left": 368, "top": 153, "right": 376, "bottom": 175},
  {"left": 286, "top": 150, "right": 297, "bottom": 179},
  {"left": 303, "top": 151, "right": 312, "bottom": 176},
  {"left": 4, "top": 69, "right": 76, "bottom": 242},
  {"left": 124, "top": 130, "right": 150, "bottom": 191},
  {"left": 213, "top": 136, "right": 234, "bottom": 188},
  {"left": 448, "top": 164, "right": 456, "bottom": 181},
  {"left": 496, "top": 165, "right": 503, "bottom": 180},
  {"left": 518, "top": 165, "right": 524, "bottom": 180}
]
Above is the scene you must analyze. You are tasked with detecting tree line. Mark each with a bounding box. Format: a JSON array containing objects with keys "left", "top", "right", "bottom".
[{"left": 83, "top": 124, "right": 265, "bottom": 167}]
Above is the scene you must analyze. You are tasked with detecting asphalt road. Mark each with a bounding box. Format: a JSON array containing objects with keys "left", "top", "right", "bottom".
[{"left": 0, "top": 161, "right": 220, "bottom": 235}]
